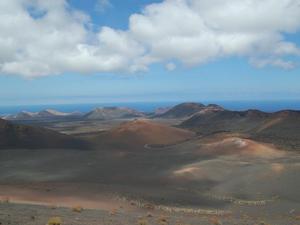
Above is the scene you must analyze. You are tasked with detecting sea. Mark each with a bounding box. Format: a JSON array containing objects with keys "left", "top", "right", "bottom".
[{"left": 1, "top": 100, "right": 300, "bottom": 115}]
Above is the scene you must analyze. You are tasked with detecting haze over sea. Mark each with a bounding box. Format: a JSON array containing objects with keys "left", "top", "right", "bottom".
[{"left": 1, "top": 100, "right": 300, "bottom": 115}]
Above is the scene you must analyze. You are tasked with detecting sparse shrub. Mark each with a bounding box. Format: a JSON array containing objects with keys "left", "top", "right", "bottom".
[
  {"left": 158, "top": 215, "right": 169, "bottom": 225},
  {"left": 47, "top": 217, "right": 62, "bottom": 225},
  {"left": 130, "top": 201, "right": 136, "bottom": 206},
  {"left": 294, "top": 215, "right": 300, "bottom": 220},
  {"left": 110, "top": 208, "right": 118, "bottom": 216},
  {"left": 209, "top": 216, "right": 222, "bottom": 225},
  {"left": 137, "top": 218, "right": 148, "bottom": 225},
  {"left": 50, "top": 205, "right": 57, "bottom": 210},
  {"left": 258, "top": 222, "right": 270, "bottom": 225},
  {"left": 1, "top": 197, "right": 10, "bottom": 203},
  {"left": 72, "top": 205, "right": 83, "bottom": 213},
  {"left": 144, "top": 203, "right": 155, "bottom": 210}
]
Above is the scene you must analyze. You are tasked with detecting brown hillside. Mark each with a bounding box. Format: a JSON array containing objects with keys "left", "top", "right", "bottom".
[{"left": 95, "top": 119, "right": 195, "bottom": 150}]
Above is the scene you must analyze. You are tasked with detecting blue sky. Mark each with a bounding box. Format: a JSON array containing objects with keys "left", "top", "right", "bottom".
[{"left": 0, "top": 0, "right": 299, "bottom": 106}]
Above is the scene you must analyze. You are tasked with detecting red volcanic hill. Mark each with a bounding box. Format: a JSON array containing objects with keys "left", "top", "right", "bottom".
[
  {"left": 0, "top": 119, "right": 89, "bottom": 150},
  {"left": 94, "top": 119, "right": 195, "bottom": 150}
]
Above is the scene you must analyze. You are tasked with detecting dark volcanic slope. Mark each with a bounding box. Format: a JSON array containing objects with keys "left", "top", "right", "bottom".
[
  {"left": 182, "top": 109, "right": 270, "bottom": 134},
  {"left": 157, "top": 102, "right": 206, "bottom": 118},
  {"left": 0, "top": 119, "right": 89, "bottom": 150},
  {"left": 253, "top": 110, "right": 300, "bottom": 150},
  {"left": 181, "top": 109, "right": 300, "bottom": 150}
]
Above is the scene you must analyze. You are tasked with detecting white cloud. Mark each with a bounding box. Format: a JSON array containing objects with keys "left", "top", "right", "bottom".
[
  {"left": 250, "top": 58, "right": 297, "bottom": 70},
  {"left": 95, "top": 0, "right": 112, "bottom": 13},
  {"left": 166, "top": 62, "right": 177, "bottom": 71},
  {"left": 0, "top": 0, "right": 143, "bottom": 78},
  {"left": 128, "top": 0, "right": 300, "bottom": 68},
  {"left": 0, "top": 0, "right": 299, "bottom": 78}
]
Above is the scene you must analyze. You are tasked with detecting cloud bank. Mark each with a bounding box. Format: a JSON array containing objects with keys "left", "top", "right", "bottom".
[{"left": 0, "top": 0, "right": 300, "bottom": 78}]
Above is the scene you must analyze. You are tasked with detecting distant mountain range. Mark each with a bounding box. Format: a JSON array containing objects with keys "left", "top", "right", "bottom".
[
  {"left": 84, "top": 107, "right": 145, "bottom": 120},
  {"left": 1, "top": 102, "right": 300, "bottom": 151},
  {"left": 2, "top": 107, "right": 145, "bottom": 121},
  {"left": 2, "top": 109, "right": 83, "bottom": 121},
  {"left": 0, "top": 102, "right": 300, "bottom": 151}
]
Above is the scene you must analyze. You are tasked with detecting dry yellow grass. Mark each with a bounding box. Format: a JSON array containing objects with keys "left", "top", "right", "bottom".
[{"left": 47, "top": 217, "right": 62, "bottom": 225}]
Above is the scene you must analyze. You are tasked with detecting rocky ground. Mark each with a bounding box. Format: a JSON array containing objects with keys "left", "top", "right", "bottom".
[{"left": 1, "top": 200, "right": 300, "bottom": 225}]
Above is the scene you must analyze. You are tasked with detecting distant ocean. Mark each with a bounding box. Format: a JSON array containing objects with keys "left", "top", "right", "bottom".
[{"left": 1, "top": 100, "right": 300, "bottom": 115}]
